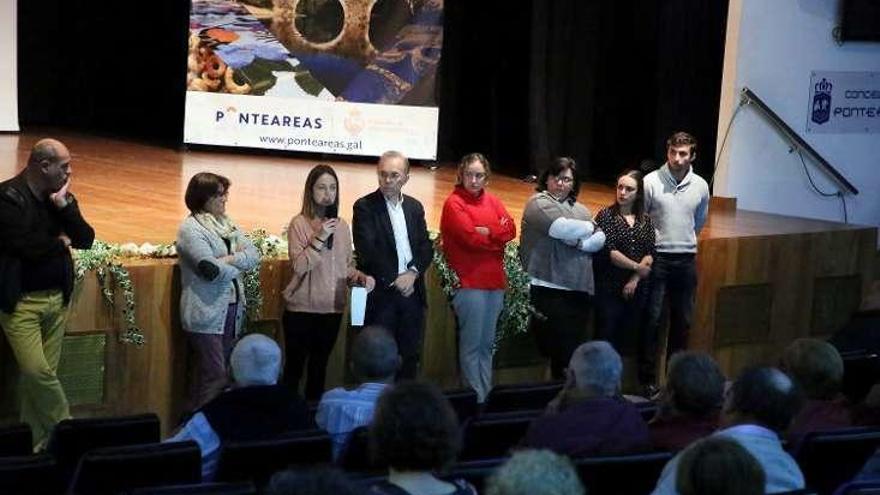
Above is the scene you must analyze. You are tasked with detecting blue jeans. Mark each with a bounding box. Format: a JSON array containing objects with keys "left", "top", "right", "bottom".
[
  {"left": 643, "top": 253, "right": 697, "bottom": 385},
  {"left": 452, "top": 289, "right": 504, "bottom": 403}
]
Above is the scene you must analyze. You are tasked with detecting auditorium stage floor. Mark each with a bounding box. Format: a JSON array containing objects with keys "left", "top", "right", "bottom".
[{"left": 0, "top": 130, "right": 867, "bottom": 245}]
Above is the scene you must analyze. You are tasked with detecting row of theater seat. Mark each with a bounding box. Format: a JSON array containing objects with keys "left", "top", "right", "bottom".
[
  {"left": 0, "top": 422, "right": 671, "bottom": 495},
  {"left": 335, "top": 400, "right": 657, "bottom": 471},
  {"left": 1, "top": 358, "right": 879, "bottom": 495},
  {"left": 3, "top": 414, "right": 880, "bottom": 494},
  {"left": 0, "top": 380, "right": 513, "bottom": 495},
  {"left": 5, "top": 422, "right": 880, "bottom": 495},
  {"left": 304, "top": 380, "right": 570, "bottom": 427},
  {"left": 303, "top": 346, "right": 877, "bottom": 428}
]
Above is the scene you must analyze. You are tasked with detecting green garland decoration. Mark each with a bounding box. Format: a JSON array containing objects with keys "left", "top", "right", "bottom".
[
  {"left": 430, "top": 231, "right": 535, "bottom": 349},
  {"left": 496, "top": 240, "right": 535, "bottom": 345},
  {"left": 242, "top": 229, "right": 286, "bottom": 323},
  {"left": 72, "top": 232, "right": 287, "bottom": 345},
  {"left": 429, "top": 231, "right": 460, "bottom": 298},
  {"left": 72, "top": 240, "right": 158, "bottom": 346},
  {"left": 74, "top": 229, "right": 534, "bottom": 350}
]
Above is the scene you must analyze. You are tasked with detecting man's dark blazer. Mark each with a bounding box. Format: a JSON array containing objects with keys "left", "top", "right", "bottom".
[{"left": 352, "top": 189, "right": 433, "bottom": 303}]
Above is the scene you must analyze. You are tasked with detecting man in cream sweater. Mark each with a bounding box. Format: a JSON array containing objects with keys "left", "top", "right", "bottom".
[{"left": 641, "top": 131, "right": 709, "bottom": 397}]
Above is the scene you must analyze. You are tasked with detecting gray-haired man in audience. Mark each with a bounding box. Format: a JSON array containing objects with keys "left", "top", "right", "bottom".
[
  {"left": 522, "top": 341, "right": 651, "bottom": 456},
  {"left": 316, "top": 325, "right": 400, "bottom": 459}
]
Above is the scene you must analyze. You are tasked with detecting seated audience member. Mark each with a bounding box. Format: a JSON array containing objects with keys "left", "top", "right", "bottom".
[
  {"left": 167, "top": 334, "right": 309, "bottom": 481},
  {"left": 266, "top": 467, "right": 361, "bottom": 495},
  {"left": 316, "top": 325, "right": 399, "bottom": 459},
  {"left": 369, "top": 381, "right": 477, "bottom": 495},
  {"left": 780, "top": 338, "right": 852, "bottom": 450},
  {"left": 675, "top": 437, "right": 764, "bottom": 495},
  {"left": 485, "top": 449, "right": 585, "bottom": 495},
  {"left": 522, "top": 341, "right": 651, "bottom": 456},
  {"left": 854, "top": 382, "right": 880, "bottom": 426},
  {"left": 652, "top": 367, "right": 805, "bottom": 495},
  {"left": 857, "top": 446, "right": 880, "bottom": 481},
  {"left": 650, "top": 352, "right": 724, "bottom": 451}
]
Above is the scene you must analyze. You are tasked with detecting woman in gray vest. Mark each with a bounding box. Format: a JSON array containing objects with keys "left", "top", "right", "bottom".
[{"left": 520, "top": 157, "right": 605, "bottom": 379}]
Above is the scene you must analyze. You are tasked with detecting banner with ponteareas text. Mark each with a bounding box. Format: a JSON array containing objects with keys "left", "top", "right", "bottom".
[{"left": 184, "top": 0, "right": 442, "bottom": 159}]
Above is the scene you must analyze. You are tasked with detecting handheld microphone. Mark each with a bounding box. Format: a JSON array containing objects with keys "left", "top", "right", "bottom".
[{"left": 325, "top": 203, "right": 338, "bottom": 249}]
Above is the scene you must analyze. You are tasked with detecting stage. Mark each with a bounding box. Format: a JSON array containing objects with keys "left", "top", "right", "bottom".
[
  {"left": 0, "top": 130, "right": 876, "bottom": 433},
  {"left": 1, "top": 130, "right": 866, "bottom": 245}
]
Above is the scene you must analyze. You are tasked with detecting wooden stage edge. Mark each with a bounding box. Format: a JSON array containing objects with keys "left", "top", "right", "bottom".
[{"left": 0, "top": 130, "right": 877, "bottom": 435}]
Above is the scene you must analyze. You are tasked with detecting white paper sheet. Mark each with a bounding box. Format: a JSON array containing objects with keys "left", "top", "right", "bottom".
[{"left": 350, "top": 286, "right": 367, "bottom": 326}]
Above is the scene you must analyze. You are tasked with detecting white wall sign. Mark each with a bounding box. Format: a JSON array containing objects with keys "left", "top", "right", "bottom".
[
  {"left": 807, "top": 71, "right": 880, "bottom": 134},
  {"left": 185, "top": 92, "right": 439, "bottom": 159}
]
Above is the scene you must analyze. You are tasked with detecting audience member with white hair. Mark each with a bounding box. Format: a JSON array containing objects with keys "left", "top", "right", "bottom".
[
  {"left": 652, "top": 367, "right": 805, "bottom": 494},
  {"left": 521, "top": 340, "right": 651, "bottom": 456},
  {"left": 485, "top": 449, "right": 585, "bottom": 495},
  {"left": 167, "top": 333, "right": 309, "bottom": 481}
]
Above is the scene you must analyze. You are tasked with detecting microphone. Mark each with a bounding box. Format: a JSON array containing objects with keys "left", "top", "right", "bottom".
[{"left": 325, "top": 203, "right": 338, "bottom": 250}]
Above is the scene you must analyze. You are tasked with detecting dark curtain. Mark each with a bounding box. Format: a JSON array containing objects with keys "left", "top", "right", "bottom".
[
  {"left": 17, "top": 0, "right": 727, "bottom": 182},
  {"left": 436, "top": 1, "right": 533, "bottom": 172},
  {"left": 438, "top": 0, "right": 728, "bottom": 183},
  {"left": 652, "top": 0, "right": 730, "bottom": 174},
  {"left": 528, "top": 1, "right": 604, "bottom": 178},
  {"left": 18, "top": 0, "right": 189, "bottom": 145}
]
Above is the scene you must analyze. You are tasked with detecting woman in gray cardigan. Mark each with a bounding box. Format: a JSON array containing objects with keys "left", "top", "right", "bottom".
[
  {"left": 177, "top": 172, "right": 260, "bottom": 410},
  {"left": 520, "top": 157, "right": 605, "bottom": 379}
]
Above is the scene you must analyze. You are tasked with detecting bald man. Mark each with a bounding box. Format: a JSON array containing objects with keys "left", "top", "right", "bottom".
[
  {"left": 0, "top": 138, "right": 95, "bottom": 449},
  {"left": 652, "top": 367, "right": 806, "bottom": 495}
]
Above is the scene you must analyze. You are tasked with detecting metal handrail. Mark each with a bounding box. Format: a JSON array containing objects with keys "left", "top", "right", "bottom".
[{"left": 740, "top": 87, "right": 859, "bottom": 195}]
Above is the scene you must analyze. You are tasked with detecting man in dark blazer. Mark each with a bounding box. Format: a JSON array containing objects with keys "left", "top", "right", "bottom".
[{"left": 353, "top": 151, "right": 433, "bottom": 379}]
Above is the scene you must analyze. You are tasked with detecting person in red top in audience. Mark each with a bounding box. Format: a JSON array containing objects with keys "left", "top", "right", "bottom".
[
  {"left": 649, "top": 351, "right": 724, "bottom": 451},
  {"left": 440, "top": 153, "right": 516, "bottom": 403},
  {"left": 522, "top": 341, "right": 651, "bottom": 457},
  {"left": 780, "top": 338, "right": 852, "bottom": 452}
]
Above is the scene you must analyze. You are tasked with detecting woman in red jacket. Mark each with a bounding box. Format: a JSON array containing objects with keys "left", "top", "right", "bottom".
[{"left": 440, "top": 153, "right": 516, "bottom": 403}]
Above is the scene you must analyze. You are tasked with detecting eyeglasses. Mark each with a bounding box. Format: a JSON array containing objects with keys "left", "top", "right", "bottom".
[
  {"left": 379, "top": 171, "right": 404, "bottom": 181},
  {"left": 553, "top": 176, "right": 574, "bottom": 185}
]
